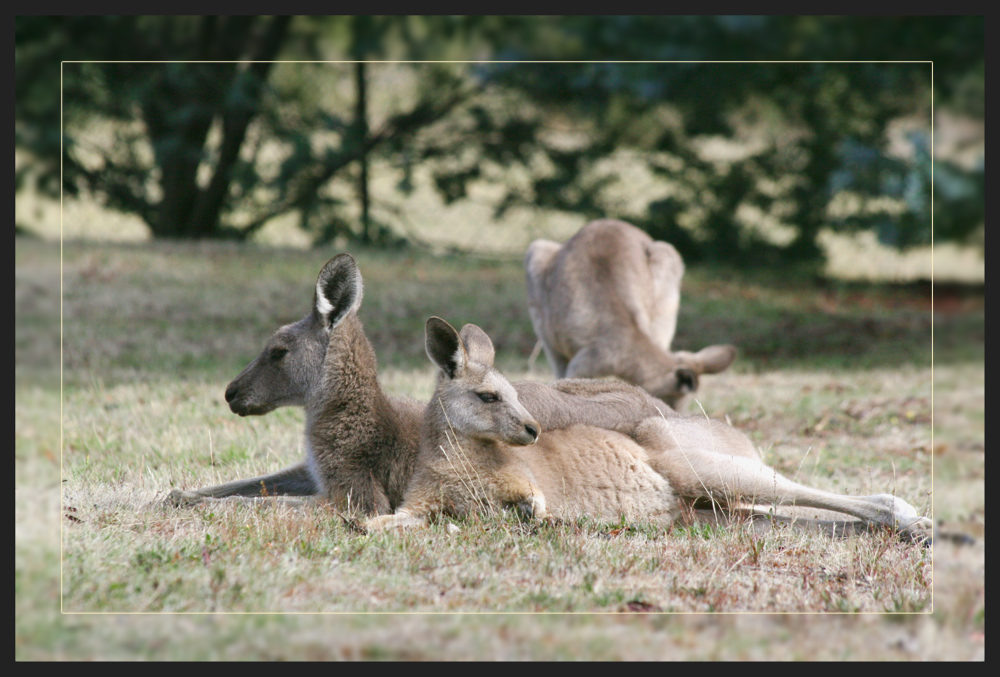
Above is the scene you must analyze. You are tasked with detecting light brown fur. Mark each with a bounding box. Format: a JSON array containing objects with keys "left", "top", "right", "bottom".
[
  {"left": 525, "top": 219, "right": 737, "bottom": 409},
  {"left": 368, "top": 320, "right": 677, "bottom": 530},
  {"left": 367, "top": 318, "right": 932, "bottom": 544}
]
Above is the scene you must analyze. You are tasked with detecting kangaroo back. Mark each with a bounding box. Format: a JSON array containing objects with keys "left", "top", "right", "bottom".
[{"left": 525, "top": 219, "right": 736, "bottom": 409}]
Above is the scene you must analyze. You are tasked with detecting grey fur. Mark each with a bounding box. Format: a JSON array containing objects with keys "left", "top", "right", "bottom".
[
  {"left": 167, "top": 254, "right": 420, "bottom": 514},
  {"left": 525, "top": 219, "right": 738, "bottom": 409}
]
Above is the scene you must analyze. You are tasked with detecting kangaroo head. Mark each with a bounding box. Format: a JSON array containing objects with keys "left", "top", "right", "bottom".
[
  {"left": 425, "top": 317, "right": 540, "bottom": 446},
  {"left": 225, "top": 253, "right": 363, "bottom": 416},
  {"left": 649, "top": 344, "right": 737, "bottom": 409}
]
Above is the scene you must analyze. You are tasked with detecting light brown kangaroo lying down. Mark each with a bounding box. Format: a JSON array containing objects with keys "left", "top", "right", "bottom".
[
  {"left": 525, "top": 219, "right": 737, "bottom": 410},
  {"left": 365, "top": 317, "right": 932, "bottom": 543}
]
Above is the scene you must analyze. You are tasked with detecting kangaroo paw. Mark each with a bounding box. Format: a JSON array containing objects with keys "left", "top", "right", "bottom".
[
  {"left": 516, "top": 494, "right": 548, "bottom": 520},
  {"left": 166, "top": 489, "right": 211, "bottom": 507},
  {"left": 898, "top": 516, "right": 934, "bottom": 546}
]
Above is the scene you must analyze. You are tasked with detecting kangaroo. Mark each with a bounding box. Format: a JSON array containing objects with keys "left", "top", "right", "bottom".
[
  {"left": 167, "top": 253, "right": 423, "bottom": 514},
  {"left": 525, "top": 218, "right": 737, "bottom": 410},
  {"left": 366, "top": 318, "right": 677, "bottom": 531},
  {"left": 167, "top": 253, "right": 669, "bottom": 514},
  {"left": 366, "top": 317, "right": 932, "bottom": 543}
]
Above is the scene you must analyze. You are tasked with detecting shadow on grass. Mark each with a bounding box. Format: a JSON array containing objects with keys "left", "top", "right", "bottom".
[{"left": 673, "top": 269, "right": 982, "bottom": 371}]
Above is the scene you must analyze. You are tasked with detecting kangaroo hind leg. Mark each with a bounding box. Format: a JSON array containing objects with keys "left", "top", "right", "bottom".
[{"left": 634, "top": 417, "right": 931, "bottom": 539}]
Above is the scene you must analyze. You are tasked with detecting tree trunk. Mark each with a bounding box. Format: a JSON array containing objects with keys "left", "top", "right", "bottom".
[
  {"left": 356, "top": 60, "right": 371, "bottom": 244},
  {"left": 145, "top": 16, "right": 290, "bottom": 239},
  {"left": 188, "top": 16, "right": 291, "bottom": 238},
  {"left": 788, "top": 101, "right": 835, "bottom": 262},
  {"left": 352, "top": 17, "right": 373, "bottom": 245}
]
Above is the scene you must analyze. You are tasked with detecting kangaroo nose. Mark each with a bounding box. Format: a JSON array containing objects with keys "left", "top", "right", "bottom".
[
  {"left": 524, "top": 423, "right": 539, "bottom": 441},
  {"left": 676, "top": 368, "right": 698, "bottom": 394},
  {"left": 225, "top": 383, "right": 238, "bottom": 403}
]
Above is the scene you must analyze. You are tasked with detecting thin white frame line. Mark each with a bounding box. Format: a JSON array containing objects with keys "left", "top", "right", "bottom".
[
  {"left": 62, "top": 59, "right": 934, "bottom": 64},
  {"left": 56, "top": 58, "right": 936, "bottom": 616}
]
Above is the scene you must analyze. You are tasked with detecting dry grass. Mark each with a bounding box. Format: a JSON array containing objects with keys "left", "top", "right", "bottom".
[
  {"left": 55, "top": 363, "right": 935, "bottom": 615},
  {"left": 16, "top": 236, "right": 983, "bottom": 659}
]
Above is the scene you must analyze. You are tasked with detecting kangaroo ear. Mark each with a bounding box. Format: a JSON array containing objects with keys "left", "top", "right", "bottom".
[
  {"left": 693, "top": 345, "right": 737, "bottom": 374},
  {"left": 315, "top": 254, "right": 363, "bottom": 331},
  {"left": 426, "top": 317, "right": 465, "bottom": 379},
  {"left": 458, "top": 324, "right": 495, "bottom": 368}
]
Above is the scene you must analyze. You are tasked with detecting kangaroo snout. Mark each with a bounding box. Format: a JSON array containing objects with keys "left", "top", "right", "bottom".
[
  {"left": 225, "top": 386, "right": 249, "bottom": 416},
  {"left": 224, "top": 380, "right": 255, "bottom": 416},
  {"left": 524, "top": 422, "right": 540, "bottom": 442},
  {"left": 675, "top": 368, "right": 698, "bottom": 394},
  {"left": 511, "top": 417, "right": 541, "bottom": 446}
]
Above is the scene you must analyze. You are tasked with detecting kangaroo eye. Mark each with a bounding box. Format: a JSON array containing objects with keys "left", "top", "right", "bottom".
[
  {"left": 477, "top": 392, "right": 499, "bottom": 403},
  {"left": 269, "top": 348, "right": 289, "bottom": 361}
]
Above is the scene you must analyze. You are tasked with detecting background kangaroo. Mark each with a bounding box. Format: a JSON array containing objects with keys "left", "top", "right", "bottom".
[
  {"left": 367, "top": 317, "right": 932, "bottom": 543},
  {"left": 168, "top": 254, "right": 670, "bottom": 514},
  {"left": 525, "top": 219, "right": 737, "bottom": 409}
]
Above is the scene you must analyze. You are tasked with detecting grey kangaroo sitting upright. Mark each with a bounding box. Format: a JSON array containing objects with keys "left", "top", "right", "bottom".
[
  {"left": 168, "top": 253, "right": 670, "bottom": 514},
  {"left": 366, "top": 317, "right": 932, "bottom": 544},
  {"left": 525, "top": 219, "right": 737, "bottom": 410},
  {"left": 167, "top": 253, "right": 422, "bottom": 513}
]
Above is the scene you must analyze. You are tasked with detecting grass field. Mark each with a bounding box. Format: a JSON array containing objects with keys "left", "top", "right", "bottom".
[{"left": 16, "top": 235, "right": 984, "bottom": 657}]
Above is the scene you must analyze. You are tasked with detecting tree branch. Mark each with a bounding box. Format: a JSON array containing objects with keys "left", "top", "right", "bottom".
[{"left": 235, "top": 81, "right": 484, "bottom": 237}]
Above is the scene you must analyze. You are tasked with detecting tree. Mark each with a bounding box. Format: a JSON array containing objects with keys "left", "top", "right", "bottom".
[
  {"left": 16, "top": 16, "right": 481, "bottom": 241},
  {"left": 18, "top": 17, "right": 294, "bottom": 238},
  {"left": 456, "top": 16, "right": 983, "bottom": 264},
  {"left": 16, "top": 16, "right": 983, "bottom": 264}
]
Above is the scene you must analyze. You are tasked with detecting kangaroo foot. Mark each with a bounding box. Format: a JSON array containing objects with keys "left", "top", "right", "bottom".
[
  {"left": 866, "top": 494, "right": 933, "bottom": 544},
  {"left": 364, "top": 510, "right": 427, "bottom": 533}
]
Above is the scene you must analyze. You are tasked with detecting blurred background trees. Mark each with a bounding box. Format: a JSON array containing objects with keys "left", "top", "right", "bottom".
[{"left": 15, "top": 16, "right": 984, "bottom": 266}]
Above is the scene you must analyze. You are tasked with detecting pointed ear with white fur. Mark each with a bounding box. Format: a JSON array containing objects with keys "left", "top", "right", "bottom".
[
  {"left": 314, "top": 253, "right": 363, "bottom": 331},
  {"left": 425, "top": 316, "right": 466, "bottom": 379}
]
